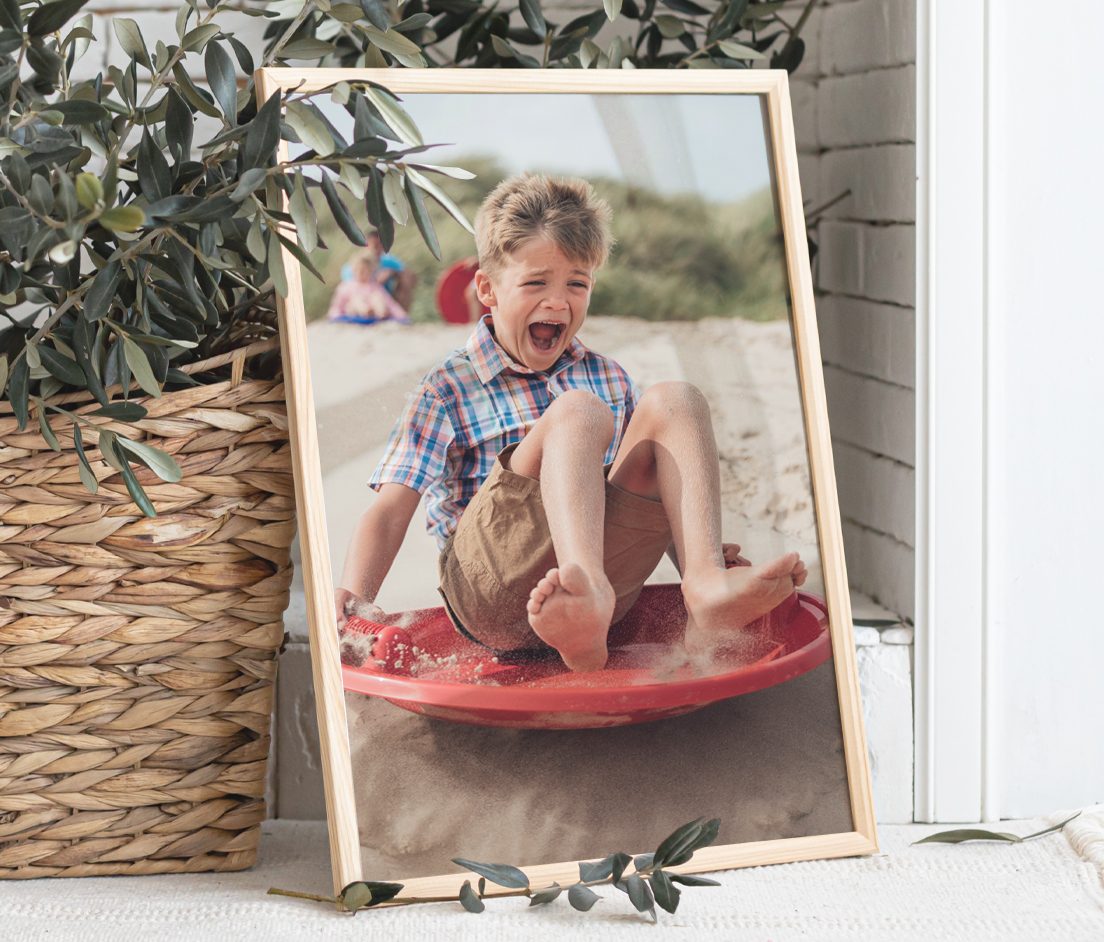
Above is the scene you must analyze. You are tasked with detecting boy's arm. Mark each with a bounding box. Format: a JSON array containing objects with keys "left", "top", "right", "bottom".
[
  {"left": 335, "top": 483, "right": 420, "bottom": 626},
  {"left": 338, "top": 385, "right": 454, "bottom": 627}
]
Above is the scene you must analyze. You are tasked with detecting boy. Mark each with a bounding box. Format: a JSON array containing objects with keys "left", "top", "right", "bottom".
[{"left": 336, "top": 174, "right": 807, "bottom": 672}]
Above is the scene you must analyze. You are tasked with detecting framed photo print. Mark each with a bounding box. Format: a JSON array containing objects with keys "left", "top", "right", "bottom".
[{"left": 256, "top": 67, "right": 877, "bottom": 898}]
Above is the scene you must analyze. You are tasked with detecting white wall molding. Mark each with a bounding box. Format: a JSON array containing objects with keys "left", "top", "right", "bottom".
[{"left": 914, "top": 0, "right": 988, "bottom": 823}]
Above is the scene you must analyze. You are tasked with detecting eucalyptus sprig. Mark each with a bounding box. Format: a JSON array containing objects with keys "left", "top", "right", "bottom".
[
  {"left": 912, "top": 810, "right": 1081, "bottom": 846},
  {"left": 268, "top": 816, "right": 723, "bottom": 922}
]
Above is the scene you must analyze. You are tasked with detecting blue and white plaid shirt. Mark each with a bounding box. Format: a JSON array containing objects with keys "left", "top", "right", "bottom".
[{"left": 369, "top": 315, "right": 639, "bottom": 550}]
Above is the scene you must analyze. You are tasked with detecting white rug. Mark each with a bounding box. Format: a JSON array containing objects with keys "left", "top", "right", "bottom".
[{"left": 0, "top": 810, "right": 1101, "bottom": 941}]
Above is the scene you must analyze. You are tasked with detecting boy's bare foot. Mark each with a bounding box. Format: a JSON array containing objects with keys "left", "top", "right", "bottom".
[
  {"left": 527, "top": 563, "right": 616, "bottom": 672},
  {"left": 682, "top": 552, "right": 806, "bottom": 649}
]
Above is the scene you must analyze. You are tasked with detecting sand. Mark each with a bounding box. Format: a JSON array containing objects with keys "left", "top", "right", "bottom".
[{"left": 305, "top": 315, "right": 848, "bottom": 877}]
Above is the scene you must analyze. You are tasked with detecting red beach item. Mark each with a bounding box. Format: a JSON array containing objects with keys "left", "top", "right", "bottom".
[
  {"left": 435, "top": 258, "right": 487, "bottom": 324},
  {"left": 340, "top": 583, "right": 832, "bottom": 730}
]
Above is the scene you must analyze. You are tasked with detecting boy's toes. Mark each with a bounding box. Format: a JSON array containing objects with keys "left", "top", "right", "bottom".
[{"left": 759, "top": 551, "right": 800, "bottom": 580}]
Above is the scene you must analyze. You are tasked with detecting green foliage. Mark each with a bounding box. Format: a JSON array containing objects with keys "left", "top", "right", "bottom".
[
  {"left": 265, "top": 0, "right": 819, "bottom": 71},
  {"left": 307, "top": 155, "right": 789, "bottom": 324},
  {"left": 0, "top": 0, "right": 464, "bottom": 514},
  {"left": 268, "top": 815, "right": 723, "bottom": 922},
  {"left": 1, "top": 0, "right": 818, "bottom": 518}
]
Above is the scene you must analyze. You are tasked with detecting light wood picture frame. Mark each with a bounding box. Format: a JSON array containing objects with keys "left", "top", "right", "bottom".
[{"left": 256, "top": 67, "right": 878, "bottom": 899}]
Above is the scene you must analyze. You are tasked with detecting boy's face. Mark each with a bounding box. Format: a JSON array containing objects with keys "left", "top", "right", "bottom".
[{"left": 473, "top": 237, "right": 594, "bottom": 372}]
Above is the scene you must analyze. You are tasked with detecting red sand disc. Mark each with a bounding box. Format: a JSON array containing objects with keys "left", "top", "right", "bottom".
[
  {"left": 340, "top": 583, "right": 831, "bottom": 730},
  {"left": 435, "top": 258, "right": 487, "bottom": 324}
]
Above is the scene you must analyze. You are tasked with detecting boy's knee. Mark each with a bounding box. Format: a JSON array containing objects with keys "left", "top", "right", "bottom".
[
  {"left": 637, "top": 381, "right": 709, "bottom": 420},
  {"left": 547, "top": 389, "right": 616, "bottom": 438}
]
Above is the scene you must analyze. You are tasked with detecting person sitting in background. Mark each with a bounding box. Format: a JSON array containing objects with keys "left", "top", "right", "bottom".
[
  {"left": 327, "top": 249, "right": 410, "bottom": 324},
  {"left": 355, "top": 230, "right": 418, "bottom": 313}
]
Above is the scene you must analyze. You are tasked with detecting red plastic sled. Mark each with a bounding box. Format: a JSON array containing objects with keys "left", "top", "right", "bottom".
[
  {"left": 340, "top": 583, "right": 831, "bottom": 730},
  {"left": 435, "top": 258, "right": 488, "bottom": 324}
]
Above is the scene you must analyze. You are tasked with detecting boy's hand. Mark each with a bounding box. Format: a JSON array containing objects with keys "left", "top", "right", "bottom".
[
  {"left": 723, "top": 543, "right": 751, "bottom": 567},
  {"left": 335, "top": 587, "right": 386, "bottom": 631}
]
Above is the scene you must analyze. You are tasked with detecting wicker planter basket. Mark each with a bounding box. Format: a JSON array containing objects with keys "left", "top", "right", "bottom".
[{"left": 0, "top": 339, "right": 295, "bottom": 878}]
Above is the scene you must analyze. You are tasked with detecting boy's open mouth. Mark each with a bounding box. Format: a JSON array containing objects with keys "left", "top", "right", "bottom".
[{"left": 528, "top": 321, "right": 565, "bottom": 353}]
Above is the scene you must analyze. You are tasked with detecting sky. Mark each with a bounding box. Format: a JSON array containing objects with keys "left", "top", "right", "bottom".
[{"left": 316, "top": 92, "right": 774, "bottom": 204}]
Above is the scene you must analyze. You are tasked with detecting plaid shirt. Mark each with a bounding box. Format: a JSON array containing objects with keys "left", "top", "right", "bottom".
[{"left": 370, "top": 315, "right": 639, "bottom": 550}]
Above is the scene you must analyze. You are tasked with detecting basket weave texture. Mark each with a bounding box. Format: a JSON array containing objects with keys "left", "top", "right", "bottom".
[{"left": 0, "top": 339, "right": 295, "bottom": 878}]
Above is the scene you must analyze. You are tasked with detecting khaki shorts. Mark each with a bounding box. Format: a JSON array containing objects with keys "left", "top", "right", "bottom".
[{"left": 438, "top": 442, "right": 672, "bottom": 654}]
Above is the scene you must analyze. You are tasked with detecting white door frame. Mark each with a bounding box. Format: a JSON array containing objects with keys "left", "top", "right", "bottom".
[{"left": 914, "top": 0, "right": 1003, "bottom": 823}]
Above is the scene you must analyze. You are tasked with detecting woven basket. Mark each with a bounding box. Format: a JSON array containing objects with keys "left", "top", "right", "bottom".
[{"left": 0, "top": 338, "right": 295, "bottom": 878}]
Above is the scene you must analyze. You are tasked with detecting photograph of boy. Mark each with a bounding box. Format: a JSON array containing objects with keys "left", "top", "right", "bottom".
[
  {"left": 337, "top": 174, "right": 809, "bottom": 671},
  {"left": 296, "top": 91, "right": 852, "bottom": 877}
]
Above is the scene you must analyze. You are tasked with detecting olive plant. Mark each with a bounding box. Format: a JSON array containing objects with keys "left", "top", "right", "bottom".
[{"left": 0, "top": 0, "right": 817, "bottom": 515}]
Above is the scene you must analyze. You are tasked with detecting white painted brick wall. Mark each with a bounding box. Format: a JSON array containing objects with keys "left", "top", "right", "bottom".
[
  {"left": 823, "top": 365, "right": 915, "bottom": 464},
  {"left": 817, "top": 66, "right": 916, "bottom": 148},
  {"left": 820, "top": 0, "right": 916, "bottom": 75},
  {"left": 822, "top": 144, "right": 915, "bottom": 222},
  {"left": 818, "top": 294, "right": 914, "bottom": 387},
  {"left": 817, "top": 221, "right": 915, "bottom": 307},
  {"left": 834, "top": 441, "right": 915, "bottom": 545},
  {"left": 842, "top": 520, "right": 914, "bottom": 617}
]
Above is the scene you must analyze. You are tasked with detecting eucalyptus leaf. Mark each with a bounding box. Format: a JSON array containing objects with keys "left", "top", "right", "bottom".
[
  {"left": 622, "top": 873, "right": 656, "bottom": 920},
  {"left": 648, "top": 870, "right": 681, "bottom": 914},
  {"left": 458, "top": 880, "right": 484, "bottom": 913},
  {"left": 451, "top": 858, "right": 529, "bottom": 890},
  {"left": 528, "top": 882, "right": 561, "bottom": 906},
  {"left": 567, "top": 883, "right": 600, "bottom": 912},
  {"left": 667, "top": 872, "right": 720, "bottom": 887}
]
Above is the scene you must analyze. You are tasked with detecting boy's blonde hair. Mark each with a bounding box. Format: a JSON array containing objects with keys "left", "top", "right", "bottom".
[{"left": 474, "top": 173, "right": 614, "bottom": 276}]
